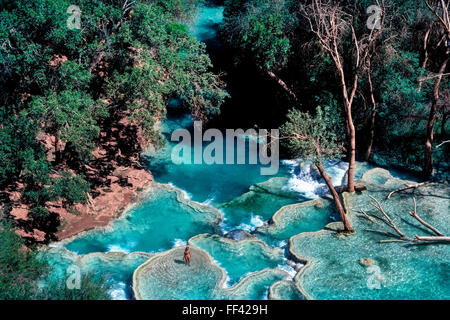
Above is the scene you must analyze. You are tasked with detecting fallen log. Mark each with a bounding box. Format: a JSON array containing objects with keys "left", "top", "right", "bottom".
[{"left": 413, "top": 235, "right": 450, "bottom": 243}]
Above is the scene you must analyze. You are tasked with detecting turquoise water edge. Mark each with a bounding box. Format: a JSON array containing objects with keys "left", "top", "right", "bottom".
[{"left": 42, "top": 3, "right": 449, "bottom": 300}]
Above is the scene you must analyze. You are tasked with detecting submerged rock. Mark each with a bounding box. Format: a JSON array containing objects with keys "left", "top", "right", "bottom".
[
  {"left": 361, "top": 167, "right": 394, "bottom": 185},
  {"left": 224, "top": 230, "right": 256, "bottom": 241},
  {"left": 359, "top": 258, "right": 375, "bottom": 267}
]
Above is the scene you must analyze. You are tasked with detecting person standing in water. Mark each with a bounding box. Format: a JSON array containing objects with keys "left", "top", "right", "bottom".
[{"left": 183, "top": 246, "right": 191, "bottom": 265}]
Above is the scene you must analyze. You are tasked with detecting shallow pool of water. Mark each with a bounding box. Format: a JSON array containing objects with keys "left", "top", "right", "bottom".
[{"left": 64, "top": 185, "right": 222, "bottom": 255}]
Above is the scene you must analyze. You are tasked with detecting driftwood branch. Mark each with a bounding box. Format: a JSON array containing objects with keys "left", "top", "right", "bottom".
[
  {"left": 359, "top": 209, "right": 376, "bottom": 222},
  {"left": 366, "top": 194, "right": 449, "bottom": 244},
  {"left": 409, "top": 198, "right": 443, "bottom": 236},
  {"left": 368, "top": 195, "right": 411, "bottom": 240},
  {"left": 413, "top": 235, "right": 450, "bottom": 243},
  {"left": 386, "top": 182, "right": 428, "bottom": 199}
]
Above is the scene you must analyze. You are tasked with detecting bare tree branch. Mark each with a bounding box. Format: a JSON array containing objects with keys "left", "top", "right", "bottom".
[
  {"left": 366, "top": 194, "right": 449, "bottom": 244},
  {"left": 409, "top": 197, "right": 444, "bottom": 236},
  {"left": 386, "top": 182, "right": 428, "bottom": 199},
  {"left": 368, "top": 195, "right": 411, "bottom": 240}
]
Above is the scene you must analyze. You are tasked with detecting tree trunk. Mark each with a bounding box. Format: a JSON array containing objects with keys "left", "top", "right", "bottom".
[
  {"left": 315, "top": 162, "right": 354, "bottom": 232},
  {"left": 54, "top": 134, "right": 60, "bottom": 164},
  {"left": 364, "top": 65, "right": 377, "bottom": 161},
  {"left": 346, "top": 103, "right": 357, "bottom": 193},
  {"left": 418, "top": 26, "right": 432, "bottom": 93},
  {"left": 441, "top": 111, "right": 448, "bottom": 140},
  {"left": 423, "top": 57, "right": 449, "bottom": 178},
  {"left": 335, "top": 55, "right": 358, "bottom": 192},
  {"left": 266, "top": 70, "right": 298, "bottom": 101}
]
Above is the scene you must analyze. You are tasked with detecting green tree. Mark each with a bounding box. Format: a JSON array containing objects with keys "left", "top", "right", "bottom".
[
  {"left": 281, "top": 107, "right": 354, "bottom": 232},
  {"left": 0, "top": 0, "right": 228, "bottom": 236},
  {"left": 0, "top": 225, "right": 111, "bottom": 300},
  {"left": 222, "top": 0, "right": 298, "bottom": 99},
  {"left": 0, "top": 227, "right": 48, "bottom": 299},
  {"left": 52, "top": 172, "right": 90, "bottom": 207},
  {"left": 29, "top": 90, "right": 104, "bottom": 164}
]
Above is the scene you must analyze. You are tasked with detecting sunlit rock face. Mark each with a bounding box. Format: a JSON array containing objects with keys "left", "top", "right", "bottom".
[
  {"left": 289, "top": 169, "right": 450, "bottom": 300},
  {"left": 255, "top": 198, "right": 337, "bottom": 247},
  {"left": 269, "top": 280, "right": 305, "bottom": 300},
  {"left": 63, "top": 183, "right": 222, "bottom": 255},
  {"left": 132, "top": 246, "right": 289, "bottom": 300},
  {"left": 188, "top": 234, "right": 285, "bottom": 286},
  {"left": 40, "top": 247, "right": 153, "bottom": 300}
]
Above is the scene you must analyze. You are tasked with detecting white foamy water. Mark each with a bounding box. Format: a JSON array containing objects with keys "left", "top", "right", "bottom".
[
  {"left": 167, "top": 182, "right": 193, "bottom": 200},
  {"left": 223, "top": 274, "right": 232, "bottom": 289},
  {"left": 173, "top": 238, "right": 187, "bottom": 247},
  {"left": 277, "top": 258, "right": 304, "bottom": 279},
  {"left": 281, "top": 159, "right": 348, "bottom": 199},
  {"left": 235, "top": 215, "right": 265, "bottom": 232},
  {"left": 109, "top": 281, "right": 127, "bottom": 300},
  {"left": 277, "top": 240, "right": 287, "bottom": 248},
  {"left": 201, "top": 196, "right": 216, "bottom": 206},
  {"left": 107, "top": 244, "right": 131, "bottom": 254}
]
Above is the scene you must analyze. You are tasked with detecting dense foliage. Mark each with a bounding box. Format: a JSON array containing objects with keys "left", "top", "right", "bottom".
[
  {"left": 0, "top": 0, "right": 227, "bottom": 239},
  {"left": 1, "top": 0, "right": 449, "bottom": 300},
  {"left": 0, "top": 225, "right": 110, "bottom": 299},
  {"left": 221, "top": 0, "right": 449, "bottom": 175}
]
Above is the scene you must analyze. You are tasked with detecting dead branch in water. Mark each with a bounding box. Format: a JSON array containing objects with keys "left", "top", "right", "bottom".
[
  {"left": 366, "top": 195, "right": 449, "bottom": 244},
  {"left": 413, "top": 235, "right": 450, "bottom": 243},
  {"left": 359, "top": 209, "right": 376, "bottom": 222},
  {"left": 409, "top": 198, "right": 444, "bottom": 236},
  {"left": 368, "top": 195, "right": 411, "bottom": 240},
  {"left": 386, "top": 182, "right": 428, "bottom": 199}
]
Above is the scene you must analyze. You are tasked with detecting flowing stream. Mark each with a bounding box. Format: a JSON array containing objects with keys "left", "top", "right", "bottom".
[{"left": 46, "top": 2, "right": 424, "bottom": 300}]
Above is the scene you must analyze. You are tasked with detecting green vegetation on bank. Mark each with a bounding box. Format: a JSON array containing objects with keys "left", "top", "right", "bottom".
[
  {"left": 220, "top": 0, "right": 449, "bottom": 176},
  {"left": 0, "top": 0, "right": 227, "bottom": 240},
  {"left": 0, "top": 225, "right": 110, "bottom": 299}
]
